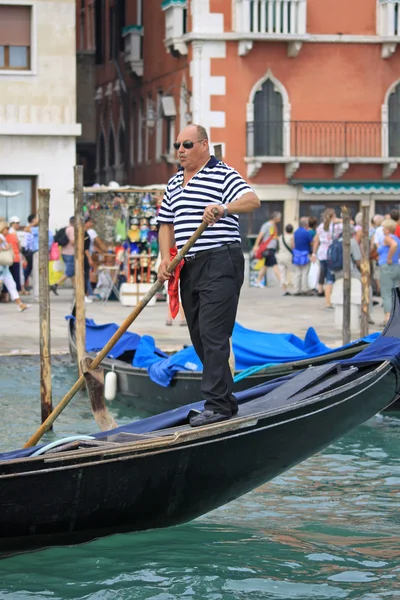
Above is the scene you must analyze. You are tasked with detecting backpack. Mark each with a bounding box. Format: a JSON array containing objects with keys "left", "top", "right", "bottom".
[
  {"left": 54, "top": 227, "right": 70, "bottom": 247},
  {"left": 327, "top": 236, "right": 343, "bottom": 271}
]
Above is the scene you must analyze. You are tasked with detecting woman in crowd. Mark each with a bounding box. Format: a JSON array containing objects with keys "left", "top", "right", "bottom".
[
  {"left": 377, "top": 218, "right": 400, "bottom": 326},
  {"left": 6, "top": 216, "right": 22, "bottom": 292},
  {"left": 0, "top": 221, "right": 31, "bottom": 312},
  {"left": 311, "top": 209, "right": 341, "bottom": 305},
  {"left": 253, "top": 212, "right": 281, "bottom": 288},
  {"left": 276, "top": 223, "right": 294, "bottom": 296}
]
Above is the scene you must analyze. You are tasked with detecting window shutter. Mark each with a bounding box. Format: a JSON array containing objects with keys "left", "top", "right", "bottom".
[{"left": 0, "top": 5, "right": 31, "bottom": 46}]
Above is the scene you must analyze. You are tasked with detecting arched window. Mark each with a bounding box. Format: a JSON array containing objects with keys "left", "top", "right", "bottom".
[
  {"left": 253, "top": 79, "right": 283, "bottom": 156},
  {"left": 388, "top": 82, "right": 400, "bottom": 157},
  {"left": 109, "top": 126, "right": 115, "bottom": 166}
]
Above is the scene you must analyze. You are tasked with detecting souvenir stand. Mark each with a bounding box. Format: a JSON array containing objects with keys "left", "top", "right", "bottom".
[{"left": 82, "top": 185, "right": 165, "bottom": 305}]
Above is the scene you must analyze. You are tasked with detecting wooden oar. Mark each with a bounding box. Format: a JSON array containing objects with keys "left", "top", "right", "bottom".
[{"left": 23, "top": 219, "right": 212, "bottom": 448}]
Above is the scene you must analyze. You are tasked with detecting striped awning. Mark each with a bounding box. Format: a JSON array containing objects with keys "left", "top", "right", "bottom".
[{"left": 302, "top": 183, "right": 400, "bottom": 195}]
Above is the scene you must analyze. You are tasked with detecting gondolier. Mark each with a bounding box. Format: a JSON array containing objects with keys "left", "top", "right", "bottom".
[{"left": 157, "top": 124, "right": 260, "bottom": 427}]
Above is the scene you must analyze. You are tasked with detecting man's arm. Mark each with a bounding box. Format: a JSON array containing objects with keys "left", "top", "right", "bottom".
[
  {"left": 385, "top": 236, "right": 398, "bottom": 264},
  {"left": 157, "top": 223, "right": 175, "bottom": 281},
  {"left": 203, "top": 192, "right": 260, "bottom": 224},
  {"left": 94, "top": 236, "right": 108, "bottom": 254},
  {"left": 68, "top": 226, "right": 75, "bottom": 246}
]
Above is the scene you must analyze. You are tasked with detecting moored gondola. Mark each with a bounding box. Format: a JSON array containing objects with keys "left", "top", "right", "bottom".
[
  {"left": 1, "top": 289, "right": 400, "bottom": 557},
  {"left": 68, "top": 313, "right": 373, "bottom": 413}
]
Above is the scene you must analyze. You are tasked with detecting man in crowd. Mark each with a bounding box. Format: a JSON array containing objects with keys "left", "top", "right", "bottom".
[
  {"left": 157, "top": 124, "right": 260, "bottom": 427},
  {"left": 292, "top": 217, "right": 312, "bottom": 296}
]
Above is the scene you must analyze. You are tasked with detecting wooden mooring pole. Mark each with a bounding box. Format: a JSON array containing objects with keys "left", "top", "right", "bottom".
[
  {"left": 74, "top": 166, "right": 86, "bottom": 376},
  {"left": 38, "top": 188, "right": 53, "bottom": 425},
  {"left": 360, "top": 199, "right": 371, "bottom": 338},
  {"left": 342, "top": 207, "right": 351, "bottom": 345}
]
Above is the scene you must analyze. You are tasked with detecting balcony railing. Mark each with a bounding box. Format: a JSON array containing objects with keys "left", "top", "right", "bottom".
[
  {"left": 246, "top": 121, "right": 400, "bottom": 158},
  {"left": 235, "top": 0, "right": 307, "bottom": 35},
  {"left": 378, "top": 0, "right": 400, "bottom": 36}
]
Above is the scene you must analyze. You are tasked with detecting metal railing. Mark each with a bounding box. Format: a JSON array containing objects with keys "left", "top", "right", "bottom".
[
  {"left": 235, "top": 0, "right": 307, "bottom": 35},
  {"left": 246, "top": 120, "right": 400, "bottom": 157}
]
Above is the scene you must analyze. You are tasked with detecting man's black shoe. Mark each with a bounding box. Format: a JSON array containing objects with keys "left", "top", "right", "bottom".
[
  {"left": 50, "top": 284, "right": 59, "bottom": 296},
  {"left": 190, "top": 410, "right": 230, "bottom": 428}
]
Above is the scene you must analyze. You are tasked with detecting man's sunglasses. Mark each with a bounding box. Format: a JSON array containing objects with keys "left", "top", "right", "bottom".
[{"left": 173, "top": 139, "right": 205, "bottom": 151}]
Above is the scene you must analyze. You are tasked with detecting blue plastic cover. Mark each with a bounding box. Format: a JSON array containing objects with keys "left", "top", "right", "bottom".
[
  {"left": 66, "top": 317, "right": 168, "bottom": 360},
  {"left": 134, "top": 324, "right": 378, "bottom": 387},
  {"left": 67, "top": 316, "right": 379, "bottom": 387}
]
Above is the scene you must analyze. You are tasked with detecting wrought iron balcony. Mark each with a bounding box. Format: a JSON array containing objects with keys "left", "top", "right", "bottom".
[
  {"left": 246, "top": 120, "right": 400, "bottom": 158},
  {"left": 245, "top": 120, "right": 400, "bottom": 178}
]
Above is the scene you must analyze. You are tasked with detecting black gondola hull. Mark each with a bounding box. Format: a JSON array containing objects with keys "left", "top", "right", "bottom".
[{"left": 0, "top": 362, "right": 396, "bottom": 556}]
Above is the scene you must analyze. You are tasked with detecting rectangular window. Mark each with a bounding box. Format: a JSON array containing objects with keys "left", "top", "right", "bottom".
[
  {"left": 165, "top": 117, "right": 175, "bottom": 156},
  {"left": 0, "top": 5, "right": 31, "bottom": 71},
  {"left": 0, "top": 177, "right": 34, "bottom": 224},
  {"left": 156, "top": 92, "right": 163, "bottom": 161},
  {"left": 95, "top": 0, "right": 105, "bottom": 64},
  {"left": 130, "top": 106, "right": 135, "bottom": 167},
  {"left": 137, "top": 100, "right": 143, "bottom": 163},
  {"left": 87, "top": 1, "right": 95, "bottom": 51}
]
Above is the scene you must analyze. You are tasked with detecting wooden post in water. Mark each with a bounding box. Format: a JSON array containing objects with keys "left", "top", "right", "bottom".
[
  {"left": 342, "top": 206, "right": 351, "bottom": 345},
  {"left": 74, "top": 166, "right": 86, "bottom": 375},
  {"left": 38, "top": 188, "right": 53, "bottom": 425},
  {"left": 360, "top": 199, "right": 371, "bottom": 338}
]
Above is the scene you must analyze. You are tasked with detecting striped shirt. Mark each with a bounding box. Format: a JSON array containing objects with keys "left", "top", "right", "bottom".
[{"left": 157, "top": 156, "right": 253, "bottom": 256}]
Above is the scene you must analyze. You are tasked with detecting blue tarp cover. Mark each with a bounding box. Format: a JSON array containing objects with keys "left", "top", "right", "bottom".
[
  {"left": 3, "top": 332, "right": 400, "bottom": 462},
  {"left": 67, "top": 316, "right": 378, "bottom": 387},
  {"left": 65, "top": 317, "right": 168, "bottom": 360}
]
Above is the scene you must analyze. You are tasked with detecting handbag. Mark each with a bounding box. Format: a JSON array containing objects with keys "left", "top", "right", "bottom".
[
  {"left": 255, "top": 233, "right": 275, "bottom": 260},
  {"left": 49, "top": 242, "right": 60, "bottom": 261},
  {"left": 292, "top": 249, "right": 310, "bottom": 266},
  {"left": 0, "top": 247, "right": 14, "bottom": 267}
]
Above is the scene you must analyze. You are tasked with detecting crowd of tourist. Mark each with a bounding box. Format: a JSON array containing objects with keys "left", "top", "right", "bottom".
[
  {"left": 2, "top": 207, "right": 400, "bottom": 328},
  {"left": 253, "top": 208, "right": 400, "bottom": 327},
  {"left": 0, "top": 213, "right": 111, "bottom": 311},
  {"left": 0, "top": 214, "right": 40, "bottom": 312}
]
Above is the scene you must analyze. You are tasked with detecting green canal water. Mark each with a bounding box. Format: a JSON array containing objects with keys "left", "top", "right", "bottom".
[{"left": 0, "top": 356, "right": 399, "bottom": 600}]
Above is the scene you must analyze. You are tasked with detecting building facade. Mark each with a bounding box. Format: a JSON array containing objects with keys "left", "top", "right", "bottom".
[
  {"left": 83, "top": 0, "right": 400, "bottom": 240},
  {"left": 0, "top": 0, "right": 81, "bottom": 229}
]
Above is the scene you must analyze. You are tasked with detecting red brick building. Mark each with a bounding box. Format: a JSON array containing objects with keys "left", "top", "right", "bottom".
[{"left": 77, "top": 0, "right": 400, "bottom": 236}]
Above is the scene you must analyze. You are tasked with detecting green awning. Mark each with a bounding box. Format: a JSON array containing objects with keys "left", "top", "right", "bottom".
[{"left": 301, "top": 182, "right": 400, "bottom": 195}]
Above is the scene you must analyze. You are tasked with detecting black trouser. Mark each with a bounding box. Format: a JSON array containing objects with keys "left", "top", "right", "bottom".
[
  {"left": 9, "top": 262, "right": 21, "bottom": 291},
  {"left": 84, "top": 260, "right": 90, "bottom": 295},
  {"left": 180, "top": 243, "right": 244, "bottom": 416},
  {"left": 23, "top": 251, "right": 33, "bottom": 283}
]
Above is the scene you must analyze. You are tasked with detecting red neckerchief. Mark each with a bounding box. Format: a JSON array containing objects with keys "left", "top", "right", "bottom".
[{"left": 168, "top": 247, "right": 184, "bottom": 319}]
